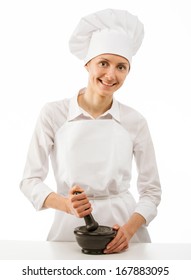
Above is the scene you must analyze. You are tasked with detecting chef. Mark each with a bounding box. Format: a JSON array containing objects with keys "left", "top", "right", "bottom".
[{"left": 20, "top": 8, "right": 161, "bottom": 254}]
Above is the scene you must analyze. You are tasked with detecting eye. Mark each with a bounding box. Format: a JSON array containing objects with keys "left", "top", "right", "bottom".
[
  {"left": 117, "top": 64, "right": 127, "bottom": 71},
  {"left": 98, "top": 61, "right": 108, "bottom": 68}
]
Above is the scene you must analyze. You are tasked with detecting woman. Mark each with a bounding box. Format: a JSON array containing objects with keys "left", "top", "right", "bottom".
[{"left": 20, "top": 9, "right": 161, "bottom": 254}]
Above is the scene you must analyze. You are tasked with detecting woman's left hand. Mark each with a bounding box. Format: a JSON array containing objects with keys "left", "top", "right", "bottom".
[
  {"left": 104, "top": 213, "right": 146, "bottom": 254},
  {"left": 103, "top": 224, "right": 132, "bottom": 254}
]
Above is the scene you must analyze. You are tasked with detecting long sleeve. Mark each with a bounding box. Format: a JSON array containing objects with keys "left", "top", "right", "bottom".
[
  {"left": 133, "top": 118, "right": 161, "bottom": 225},
  {"left": 20, "top": 104, "right": 55, "bottom": 210}
]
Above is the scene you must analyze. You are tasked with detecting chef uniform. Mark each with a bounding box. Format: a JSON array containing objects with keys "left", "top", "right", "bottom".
[{"left": 20, "top": 9, "right": 161, "bottom": 242}]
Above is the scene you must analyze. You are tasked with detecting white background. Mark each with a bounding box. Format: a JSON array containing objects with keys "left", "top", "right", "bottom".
[{"left": 0, "top": 0, "right": 190, "bottom": 243}]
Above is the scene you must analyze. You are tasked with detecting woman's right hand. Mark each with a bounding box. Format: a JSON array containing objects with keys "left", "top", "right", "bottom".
[{"left": 65, "top": 185, "right": 92, "bottom": 217}]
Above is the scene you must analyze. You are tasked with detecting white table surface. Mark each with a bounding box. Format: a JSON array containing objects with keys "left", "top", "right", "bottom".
[{"left": 0, "top": 241, "right": 190, "bottom": 260}]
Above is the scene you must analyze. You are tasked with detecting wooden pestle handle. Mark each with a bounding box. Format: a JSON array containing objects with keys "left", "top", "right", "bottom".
[{"left": 74, "top": 191, "right": 99, "bottom": 231}]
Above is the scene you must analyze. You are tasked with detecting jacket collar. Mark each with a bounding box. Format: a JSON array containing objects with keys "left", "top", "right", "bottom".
[{"left": 67, "top": 89, "right": 120, "bottom": 122}]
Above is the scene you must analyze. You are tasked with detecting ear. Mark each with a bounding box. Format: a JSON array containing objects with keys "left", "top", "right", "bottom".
[{"left": 84, "top": 64, "right": 89, "bottom": 72}]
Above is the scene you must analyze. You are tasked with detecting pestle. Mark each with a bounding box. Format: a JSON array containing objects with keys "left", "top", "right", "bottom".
[
  {"left": 74, "top": 191, "right": 99, "bottom": 231},
  {"left": 84, "top": 213, "right": 99, "bottom": 231}
]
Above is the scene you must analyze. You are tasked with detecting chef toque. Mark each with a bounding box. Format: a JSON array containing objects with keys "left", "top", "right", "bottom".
[{"left": 69, "top": 8, "right": 144, "bottom": 65}]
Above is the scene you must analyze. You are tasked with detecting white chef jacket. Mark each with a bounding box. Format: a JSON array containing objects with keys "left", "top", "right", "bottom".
[{"left": 20, "top": 90, "right": 161, "bottom": 242}]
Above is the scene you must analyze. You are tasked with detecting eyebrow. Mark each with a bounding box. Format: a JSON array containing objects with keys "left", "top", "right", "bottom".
[{"left": 98, "top": 57, "right": 129, "bottom": 65}]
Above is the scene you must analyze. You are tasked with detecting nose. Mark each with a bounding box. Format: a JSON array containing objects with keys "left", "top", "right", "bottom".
[{"left": 104, "top": 67, "right": 116, "bottom": 80}]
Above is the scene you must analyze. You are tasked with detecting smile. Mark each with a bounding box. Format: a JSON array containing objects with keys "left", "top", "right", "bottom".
[{"left": 99, "top": 79, "right": 116, "bottom": 87}]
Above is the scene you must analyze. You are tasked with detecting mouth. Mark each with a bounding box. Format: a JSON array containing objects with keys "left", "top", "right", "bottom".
[{"left": 98, "top": 79, "right": 117, "bottom": 87}]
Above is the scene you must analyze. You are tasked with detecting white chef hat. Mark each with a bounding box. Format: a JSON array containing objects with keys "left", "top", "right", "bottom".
[{"left": 69, "top": 8, "right": 144, "bottom": 65}]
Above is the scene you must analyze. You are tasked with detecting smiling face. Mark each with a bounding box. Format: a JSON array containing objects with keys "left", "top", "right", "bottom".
[{"left": 85, "top": 54, "right": 130, "bottom": 98}]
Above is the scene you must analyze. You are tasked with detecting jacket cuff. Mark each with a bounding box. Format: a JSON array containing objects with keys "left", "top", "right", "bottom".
[
  {"left": 30, "top": 182, "right": 54, "bottom": 211},
  {"left": 134, "top": 200, "right": 158, "bottom": 226}
]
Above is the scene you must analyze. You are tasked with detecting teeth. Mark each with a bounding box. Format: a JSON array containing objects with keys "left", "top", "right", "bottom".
[{"left": 102, "top": 81, "right": 114, "bottom": 86}]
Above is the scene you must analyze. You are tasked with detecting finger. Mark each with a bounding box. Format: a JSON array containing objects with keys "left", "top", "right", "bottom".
[
  {"left": 71, "top": 192, "right": 88, "bottom": 203},
  {"left": 105, "top": 228, "right": 123, "bottom": 249},
  {"left": 109, "top": 242, "right": 128, "bottom": 254},
  {"left": 103, "top": 224, "right": 119, "bottom": 249},
  {"left": 113, "top": 224, "right": 120, "bottom": 230},
  {"left": 70, "top": 185, "right": 84, "bottom": 195},
  {"left": 78, "top": 207, "right": 92, "bottom": 218},
  {"left": 72, "top": 198, "right": 92, "bottom": 217},
  {"left": 104, "top": 230, "right": 127, "bottom": 253},
  {"left": 75, "top": 201, "right": 92, "bottom": 213},
  {"left": 72, "top": 195, "right": 90, "bottom": 207},
  {"left": 104, "top": 239, "right": 128, "bottom": 254}
]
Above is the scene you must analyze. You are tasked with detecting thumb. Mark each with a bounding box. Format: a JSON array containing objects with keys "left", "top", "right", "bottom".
[{"left": 113, "top": 224, "right": 120, "bottom": 230}]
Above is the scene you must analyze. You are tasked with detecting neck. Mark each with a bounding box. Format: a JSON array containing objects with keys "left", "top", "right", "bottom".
[{"left": 78, "top": 89, "right": 113, "bottom": 118}]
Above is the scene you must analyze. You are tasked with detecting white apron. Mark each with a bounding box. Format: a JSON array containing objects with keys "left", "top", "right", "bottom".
[{"left": 47, "top": 119, "right": 151, "bottom": 242}]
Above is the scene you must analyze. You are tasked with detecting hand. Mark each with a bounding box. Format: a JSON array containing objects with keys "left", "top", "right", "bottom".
[
  {"left": 65, "top": 185, "right": 92, "bottom": 217},
  {"left": 103, "top": 224, "right": 132, "bottom": 254}
]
